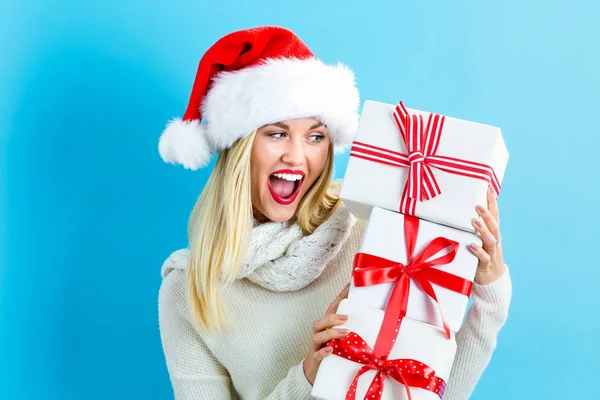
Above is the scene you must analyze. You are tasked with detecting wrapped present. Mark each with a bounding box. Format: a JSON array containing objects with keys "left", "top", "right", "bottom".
[
  {"left": 347, "top": 207, "right": 481, "bottom": 335},
  {"left": 339, "top": 99, "right": 509, "bottom": 232},
  {"left": 311, "top": 299, "right": 457, "bottom": 400}
]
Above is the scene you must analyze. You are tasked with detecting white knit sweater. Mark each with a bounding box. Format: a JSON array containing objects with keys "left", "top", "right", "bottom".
[{"left": 158, "top": 218, "right": 512, "bottom": 400}]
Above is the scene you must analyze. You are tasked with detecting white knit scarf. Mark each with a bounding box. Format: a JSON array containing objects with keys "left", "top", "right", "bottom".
[{"left": 235, "top": 204, "right": 356, "bottom": 291}]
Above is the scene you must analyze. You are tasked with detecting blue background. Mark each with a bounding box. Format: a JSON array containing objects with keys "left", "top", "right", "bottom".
[{"left": 1, "top": 1, "right": 598, "bottom": 399}]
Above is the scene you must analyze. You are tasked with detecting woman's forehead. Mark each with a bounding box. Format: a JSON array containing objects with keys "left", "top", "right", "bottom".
[{"left": 263, "top": 118, "right": 325, "bottom": 130}]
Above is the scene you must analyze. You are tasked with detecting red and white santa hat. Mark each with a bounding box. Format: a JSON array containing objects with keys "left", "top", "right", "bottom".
[{"left": 158, "top": 26, "right": 360, "bottom": 170}]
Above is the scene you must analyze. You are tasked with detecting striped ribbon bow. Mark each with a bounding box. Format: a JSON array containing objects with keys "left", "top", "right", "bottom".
[{"left": 350, "top": 101, "right": 501, "bottom": 216}]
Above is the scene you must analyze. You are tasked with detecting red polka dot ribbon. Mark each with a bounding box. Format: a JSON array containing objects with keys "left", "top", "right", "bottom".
[
  {"left": 353, "top": 215, "right": 472, "bottom": 358},
  {"left": 349, "top": 100, "right": 501, "bottom": 216},
  {"left": 327, "top": 332, "right": 446, "bottom": 400}
]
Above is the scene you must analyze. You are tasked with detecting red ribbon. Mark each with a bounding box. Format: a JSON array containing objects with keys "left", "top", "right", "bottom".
[
  {"left": 350, "top": 101, "right": 501, "bottom": 216},
  {"left": 327, "top": 332, "right": 447, "bottom": 400},
  {"left": 353, "top": 215, "right": 472, "bottom": 358}
]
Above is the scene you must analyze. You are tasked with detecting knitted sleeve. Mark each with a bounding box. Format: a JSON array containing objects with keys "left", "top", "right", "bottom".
[
  {"left": 158, "top": 269, "right": 314, "bottom": 400},
  {"left": 443, "top": 266, "right": 513, "bottom": 400},
  {"left": 264, "top": 362, "right": 314, "bottom": 399},
  {"left": 158, "top": 270, "right": 233, "bottom": 399}
]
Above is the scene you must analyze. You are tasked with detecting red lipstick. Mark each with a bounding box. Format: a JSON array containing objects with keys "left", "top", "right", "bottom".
[{"left": 268, "top": 169, "right": 305, "bottom": 205}]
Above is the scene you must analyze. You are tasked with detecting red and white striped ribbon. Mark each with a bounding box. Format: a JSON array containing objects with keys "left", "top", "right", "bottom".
[{"left": 350, "top": 101, "right": 501, "bottom": 216}]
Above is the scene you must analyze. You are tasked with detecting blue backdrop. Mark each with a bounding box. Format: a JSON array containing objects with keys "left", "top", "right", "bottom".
[{"left": 1, "top": 1, "right": 598, "bottom": 399}]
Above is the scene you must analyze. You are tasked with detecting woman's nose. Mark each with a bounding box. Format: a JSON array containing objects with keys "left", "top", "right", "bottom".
[{"left": 281, "top": 138, "right": 304, "bottom": 165}]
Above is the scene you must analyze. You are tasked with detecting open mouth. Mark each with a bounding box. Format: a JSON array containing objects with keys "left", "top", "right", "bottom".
[{"left": 267, "top": 170, "right": 305, "bottom": 205}]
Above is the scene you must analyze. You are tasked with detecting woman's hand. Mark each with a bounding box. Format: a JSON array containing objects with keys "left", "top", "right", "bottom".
[
  {"left": 303, "top": 282, "right": 350, "bottom": 385},
  {"left": 469, "top": 186, "right": 506, "bottom": 285}
]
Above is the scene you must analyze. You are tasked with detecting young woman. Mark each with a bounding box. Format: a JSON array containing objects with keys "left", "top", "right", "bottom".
[{"left": 157, "top": 26, "right": 512, "bottom": 400}]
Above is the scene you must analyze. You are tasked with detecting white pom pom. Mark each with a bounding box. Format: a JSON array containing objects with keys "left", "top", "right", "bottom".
[{"left": 158, "top": 118, "right": 212, "bottom": 170}]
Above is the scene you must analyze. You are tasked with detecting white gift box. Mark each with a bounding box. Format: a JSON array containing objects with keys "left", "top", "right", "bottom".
[
  {"left": 347, "top": 207, "right": 481, "bottom": 332},
  {"left": 339, "top": 99, "right": 509, "bottom": 233},
  {"left": 311, "top": 299, "right": 457, "bottom": 400}
]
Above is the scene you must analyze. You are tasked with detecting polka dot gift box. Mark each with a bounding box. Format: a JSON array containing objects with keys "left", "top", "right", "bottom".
[
  {"left": 339, "top": 99, "right": 509, "bottom": 234},
  {"left": 311, "top": 299, "right": 457, "bottom": 400},
  {"left": 348, "top": 207, "right": 482, "bottom": 333}
]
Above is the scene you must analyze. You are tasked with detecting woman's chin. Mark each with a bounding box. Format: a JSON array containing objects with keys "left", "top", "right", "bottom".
[
  {"left": 267, "top": 214, "right": 295, "bottom": 223},
  {"left": 264, "top": 204, "right": 297, "bottom": 222},
  {"left": 259, "top": 195, "right": 301, "bottom": 222}
]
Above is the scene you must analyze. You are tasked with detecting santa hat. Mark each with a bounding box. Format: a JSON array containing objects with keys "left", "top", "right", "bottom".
[{"left": 158, "top": 26, "right": 360, "bottom": 170}]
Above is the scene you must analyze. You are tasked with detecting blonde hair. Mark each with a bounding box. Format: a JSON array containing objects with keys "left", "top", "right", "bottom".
[{"left": 186, "top": 131, "right": 341, "bottom": 333}]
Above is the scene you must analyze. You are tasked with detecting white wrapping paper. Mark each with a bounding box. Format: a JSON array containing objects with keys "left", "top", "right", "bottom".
[{"left": 340, "top": 100, "right": 509, "bottom": 232}]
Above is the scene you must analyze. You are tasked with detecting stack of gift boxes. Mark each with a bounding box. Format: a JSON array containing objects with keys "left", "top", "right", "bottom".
[{"left": 311, "top": 100, "right": 509, "bottom": 400}]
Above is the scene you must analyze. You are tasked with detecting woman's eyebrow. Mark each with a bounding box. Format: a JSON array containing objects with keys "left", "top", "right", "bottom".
[
  {"left": 266, "top": 122, "right": 290, "bottom": 130},
  {"left": 265, "top": 121, "right": 325, "bottom": 130}
]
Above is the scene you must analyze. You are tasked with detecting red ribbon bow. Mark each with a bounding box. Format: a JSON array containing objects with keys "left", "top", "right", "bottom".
[
  {"left": 350, "top": 101, "right": 501, "bottom": 216},
  {"left": 327, "top": 332, "right": 446, "bottom": 400},
  {"left": 353, "top": 215, "right": 473, "bottom": 358}
]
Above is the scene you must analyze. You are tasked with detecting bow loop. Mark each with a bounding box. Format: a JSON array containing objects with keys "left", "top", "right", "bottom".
[{"left": 353, "top": 253, "right": 405, "bottom": 287}]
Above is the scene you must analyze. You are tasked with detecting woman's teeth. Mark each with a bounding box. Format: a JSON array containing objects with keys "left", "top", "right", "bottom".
[{"left": 271, "top": 173, "right": 303, "bottom": 182}]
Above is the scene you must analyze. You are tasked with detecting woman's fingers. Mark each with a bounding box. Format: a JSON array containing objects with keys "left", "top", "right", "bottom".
[
  {"left": 312, "top": 346, "right": 334, "bottom": 362},
  {"left": 312, "top": 313, "right": 347, "bottom": 335},
  {"left": 311, "top": 282, "right": 351, "bottom": 352},
  {"left": 311, "top": 314, "right": 348, "bottom": 353},
  {"left": 472, "top": 215, "right": 498, "bottom": 251},
  {"left": 469, "top": 243, "right": 491, "bottom": 273},
  {"left": 312, "top": 327, "right": 349, "bottom": 347},
  {"left": 304, "top": 283, "right": 351, "bottom": 385},
  {"left": 476, "top": 205, "right": 501, "bottom": 245},
  {"left": 486, "top": 186, "right": 500, "bottom": 224},
  {"left": 325, "top": 282, "right": 350, "bottom": 316}
]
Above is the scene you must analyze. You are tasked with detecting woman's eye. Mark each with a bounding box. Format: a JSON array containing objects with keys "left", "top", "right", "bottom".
[
  {"left": 269, "top": 132, "right": 286, "bottom": 139},
  {"left": 309, "top": 134, "right": 324, "bottom": 143}
]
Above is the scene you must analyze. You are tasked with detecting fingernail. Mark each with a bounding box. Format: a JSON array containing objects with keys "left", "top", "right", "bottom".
[
  {"left": 489, "top": 186, "right": 498, "bottom": 199},
  {"left": 338, "top": 314, "right": 348, "bottom": 321},
  {"left": 324, "top": 346, "right": 333, "bottom": 354},
  {"left": 472, "top": 218, "right": 483, "bottom": 227},
  {"left": 336, "top": 328, "right": 350, "bottom": 335},
  {"left": 470, "top": 243, "right": 479, "bottom": 250},
  {"left": 476, "top": 205, "right": 486, "bottom": 213}
]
